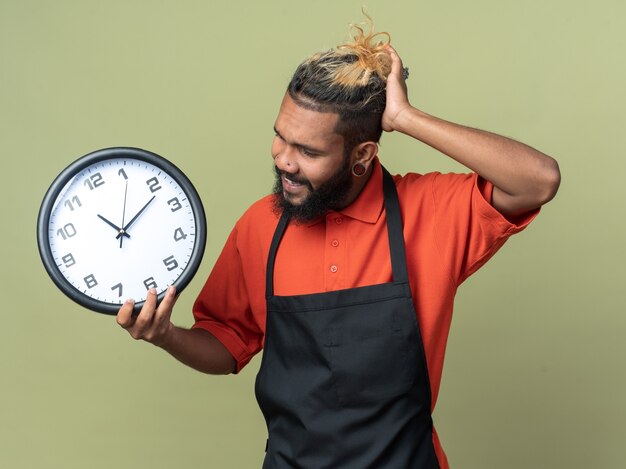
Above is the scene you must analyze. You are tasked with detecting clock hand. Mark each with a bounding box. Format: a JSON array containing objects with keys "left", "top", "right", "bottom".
[
  {"left": 97, "top": 214, "right": 131, "bottom": 238},
  {"left": 116, "top": 195, "right": 156, "bottom": 239},
  {"left": 119, "top": 180, "right": 129, "bottom": 249}
]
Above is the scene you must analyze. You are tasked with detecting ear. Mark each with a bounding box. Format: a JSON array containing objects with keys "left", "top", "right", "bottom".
[{"left": 350, "top": 141, "right": 378, "bottom": 167}]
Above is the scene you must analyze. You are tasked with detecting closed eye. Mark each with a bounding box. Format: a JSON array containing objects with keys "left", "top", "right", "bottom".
[
  {"left": 273, "top": 126, "right": 324, "bottom": 157},
  {"left": 299, "top": 146, "right": 321, "bottom": 157}
]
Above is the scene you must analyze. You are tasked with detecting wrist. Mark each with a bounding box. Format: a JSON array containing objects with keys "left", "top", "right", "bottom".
[
  {"left": 154, "top": 322, "right": 177, "bottom": 349},
  {"left": 393, "top": 106, "right": 426, "bottom": 135}
]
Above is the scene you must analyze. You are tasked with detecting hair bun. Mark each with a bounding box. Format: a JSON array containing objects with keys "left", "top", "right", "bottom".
[{"left": 334, "top": 18, "right": 392, "bottom": 87}]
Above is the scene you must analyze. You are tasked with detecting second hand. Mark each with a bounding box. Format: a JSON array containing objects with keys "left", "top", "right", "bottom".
[{"left": 120, "top": 180, "right": 128, "bottom": 248}]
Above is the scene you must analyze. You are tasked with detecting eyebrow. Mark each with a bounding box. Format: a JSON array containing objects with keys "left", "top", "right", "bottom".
[{"left": 273, "top": 126, "right": 326, "bottom": 155}]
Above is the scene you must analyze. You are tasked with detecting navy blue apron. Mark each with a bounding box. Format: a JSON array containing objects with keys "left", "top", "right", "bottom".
[{"left": 255, "top": 167, "right": 440, "bottom": 468}]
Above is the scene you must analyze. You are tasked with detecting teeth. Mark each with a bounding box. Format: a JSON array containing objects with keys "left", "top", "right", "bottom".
[{"left": 284, "top": 175, "right": 301, "bottom": 185}]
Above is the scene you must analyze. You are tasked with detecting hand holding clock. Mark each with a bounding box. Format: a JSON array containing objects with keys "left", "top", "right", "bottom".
[
  {"left": 117, "top": 285, "right": 178, "bottom": 346},
  {"left": 116, "top": 284, "right": 236, "bottom": 374}
]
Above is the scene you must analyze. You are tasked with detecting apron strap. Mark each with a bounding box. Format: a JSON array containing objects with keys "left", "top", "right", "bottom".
[
  {"left": 266, "top": 165, "right": 409, "bottom": 298},
  {"left": 381, "top": 167, "right": 409, "bottom": 285},
  {"left": 266, "top": 210, "right": 290, "bottom": 299}
]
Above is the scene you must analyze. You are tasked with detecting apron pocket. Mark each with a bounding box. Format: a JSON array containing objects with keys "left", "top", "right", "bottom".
[{"left": 322, "top": 300, "right": 422, "bottom": 406}]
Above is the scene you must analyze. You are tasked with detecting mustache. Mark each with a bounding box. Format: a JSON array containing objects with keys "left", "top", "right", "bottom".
[{"left": 273, "top": 165, "right": 311, "bottom": 187}]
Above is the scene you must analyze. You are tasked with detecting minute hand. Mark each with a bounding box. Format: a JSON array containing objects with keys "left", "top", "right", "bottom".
[{"left": 116, "top": 195, "right": 156, "bottom": 239}]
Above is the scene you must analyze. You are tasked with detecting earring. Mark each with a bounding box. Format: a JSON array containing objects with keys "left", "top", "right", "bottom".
[{"left": 352, "top": 162, "right": 366, "bottom": 177}]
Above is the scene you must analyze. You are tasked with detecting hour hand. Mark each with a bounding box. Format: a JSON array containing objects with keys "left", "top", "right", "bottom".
[{"left": 97, "top": 214, "right": 131, "bottom": 238}]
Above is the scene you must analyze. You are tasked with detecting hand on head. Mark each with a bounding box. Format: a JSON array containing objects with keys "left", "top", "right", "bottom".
[{"left": 381, "top": 45, "right": 413, "bottom": 133}]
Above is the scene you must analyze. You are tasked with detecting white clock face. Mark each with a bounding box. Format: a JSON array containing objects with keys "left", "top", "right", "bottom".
[{"left": 47, "top": 156, "right": 200, "bottom": 307}]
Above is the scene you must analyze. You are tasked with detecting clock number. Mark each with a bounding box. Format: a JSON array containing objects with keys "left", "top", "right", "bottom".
[
  {"left": 144, "top": 277, "right": 157, "bottom": 290},
  {"left": 111, "top": 283, "right": 123, "bottom": 298},
  {"left": 167, "top": 197, "right": 182, "bottom": 212},
  {"left": 173, "top": 227, "right": 188, "bottom": 242},
  {"left": 163, "top": 255, "right": 179, "bottom": 271},
  {"left": 118, "top": 168, "right": 128, "bottom": 180},
  {"left": 84, "top": 274, "right": 98, "bottom": 289},
  {"left": 64, "top": 195, "right": 82, "bottom": 211},
  {"left": 84, "top": 172, "right": 105, "bottom": 190},
  {"left": 146, "top": 177, "right": 161, "bottom": 193},
  {"left": 56, "top": 223, "right": 77, "bottom": 240},
  {"left": 61, "top": 253, "right": 76, "bottom": 268}
]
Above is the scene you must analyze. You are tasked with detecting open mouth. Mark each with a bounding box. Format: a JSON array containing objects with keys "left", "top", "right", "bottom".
[
  {"left": 281, "top": 173, "right": 311, "bottom": 190},
  {"left": 283, "top": 174, "right": 304, "bottom": 186}
]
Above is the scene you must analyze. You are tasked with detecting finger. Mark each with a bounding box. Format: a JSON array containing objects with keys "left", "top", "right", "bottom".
[
  {"left": 132, "top": 288, "right": 158, "bottom": 334},
  {"left": 154, "top": 285, "right": 178, "bottom": 322},
  {"left": 116, "top": 298, "right": 136, "bottom": 329},
  {"left": 385, "top": 45, "right": 405, "bottom": 79}
]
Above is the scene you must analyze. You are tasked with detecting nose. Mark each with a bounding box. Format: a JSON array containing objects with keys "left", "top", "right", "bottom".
[{"left": 272, "top": 138, "right": 298, "bottom": 172}]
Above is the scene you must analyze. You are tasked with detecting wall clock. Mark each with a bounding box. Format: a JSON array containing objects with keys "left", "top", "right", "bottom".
[{"left": 37, "top": 147, "right": 207, "bottom": 315}]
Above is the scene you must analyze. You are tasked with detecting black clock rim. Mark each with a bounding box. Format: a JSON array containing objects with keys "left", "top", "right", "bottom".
[{"left": 36, "top": 147, "right": 207, "bottom": 316}]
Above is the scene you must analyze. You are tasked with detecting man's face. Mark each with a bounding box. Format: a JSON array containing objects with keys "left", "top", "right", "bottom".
[{"left": 271, "top": 93, "right": 353, "bottom": 222}]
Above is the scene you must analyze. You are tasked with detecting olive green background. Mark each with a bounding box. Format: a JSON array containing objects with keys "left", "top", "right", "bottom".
[{"left": 1, "top": 1, "right": 624, "bottom": 467}]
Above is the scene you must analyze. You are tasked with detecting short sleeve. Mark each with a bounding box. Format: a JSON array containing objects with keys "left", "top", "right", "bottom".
[
  {"left": 431, "top": 172, "right": 539, "bottom": 285},
  {"left": 192, "top": 226, "right": 264, "bottom": 372}
]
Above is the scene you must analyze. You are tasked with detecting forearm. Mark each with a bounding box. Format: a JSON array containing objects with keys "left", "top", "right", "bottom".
[
  {"left": 159, "top": 326, "right": 236, "bottom": 375},
  {"left": 117, "top": 289, "right": 236, "bottom": 375},
  {"left": 393, "top": 107, "right": 561, "bottom": 215},
  {"left": 381, "top": 46, "right": 559, "bottom": 215}
]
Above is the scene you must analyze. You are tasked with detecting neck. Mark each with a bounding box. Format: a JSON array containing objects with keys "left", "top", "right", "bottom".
[{"left": 338, "top": 164, "right": 374, "bottom": 210}]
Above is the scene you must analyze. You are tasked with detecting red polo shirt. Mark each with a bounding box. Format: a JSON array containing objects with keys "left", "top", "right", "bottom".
[{"left": 193, "top": 158, "right": 537, "bottom": 467}]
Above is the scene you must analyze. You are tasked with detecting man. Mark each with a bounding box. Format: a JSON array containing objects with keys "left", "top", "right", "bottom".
[{"left": 117, "top": 23, "right": 560, "bottom": 469}]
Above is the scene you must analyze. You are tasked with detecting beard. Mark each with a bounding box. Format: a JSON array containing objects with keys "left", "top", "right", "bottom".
[{"left": 272, "top": 156, "right": 353, "bottom": 223}]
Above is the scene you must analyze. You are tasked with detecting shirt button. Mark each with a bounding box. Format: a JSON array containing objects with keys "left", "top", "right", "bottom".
[
  {"left": 335, "top": 217, "right": 343, "bottom": 225},
  {"left": 330, "top": 265, "right": 338, "bottom": 273},
  {"left": 331, "top": 239, "right": 339, "bottom": 247}
]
